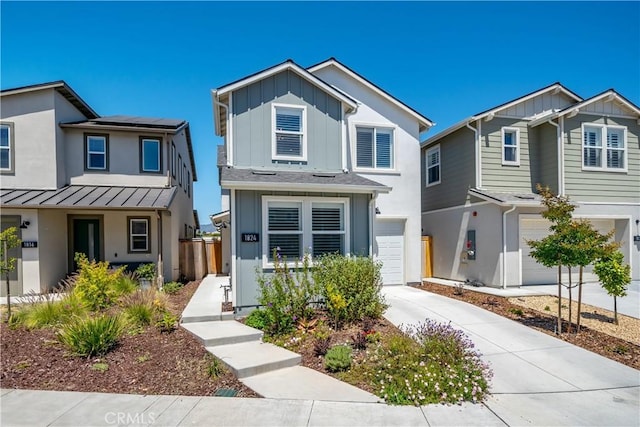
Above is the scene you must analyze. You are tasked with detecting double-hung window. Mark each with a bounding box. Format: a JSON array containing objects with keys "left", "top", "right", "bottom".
[
  {"left": 85, "top": 134, "right": 108, "bottom": 170},
  {"left": 128, "top": 217, "right": 150, "bottom": 253},
  {"left": 425, "top": 145, "right": 440, "bottom": 186},
  {"left": 355, "top": 126, "right": 394, "bottom": 169},
  {"left": 502, "top": 127, "right": 520, "bottom": 165},
  {"left": 263, "top": 197, "right": 349, "bottom": 266},
  {"left": 0, "top": 123, "right": 13, "bottom": 173},
  {"left": 583, "top": 124, "right": 627, "bottom": 171},
  {"left": 140, "top": 137, "right": 162, "bottom": 173},
  {"left": 272, "top": 104, "right": 306, "bottom": 161}
]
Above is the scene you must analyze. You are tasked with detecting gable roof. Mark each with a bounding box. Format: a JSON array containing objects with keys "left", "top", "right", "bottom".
[
  {"left": 421, "top": 82, "right": 583, "bottom": 147},
  {"left": 0, "top": 80, "right": 99, "bottom": 119},
  {"left": 529, "top": 89, "right": 640, "bottom": 127},
  {"left": 212, "top": 59, "right": 359, "bottom": 137},
  {"left": 308, "top": 58, "right": 434, "bottom": 132}
]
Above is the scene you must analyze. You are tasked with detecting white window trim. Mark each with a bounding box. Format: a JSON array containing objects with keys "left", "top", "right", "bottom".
[
  {"left": 129, "top": 218, "right": 149, "bottom": 252},
  {"left": 86, "top": 135, "right": 107, "bottom": 170},
  {"left": 352, "top": 122, "right": 397, "bottom": 172},
  {"left": 0, "top": 122, "right": 14, "bottom": 173},
  {"left": 501, "top": 127, "right": 520, "bottom": 166},
  {"left": 272, "top": 103, "right": 308, "bottom": 162},
  {"left": 141, "top": 138, "right": 161, "bottom": 172},
  {"left": 261, "top": 195, "right": 350, "bottom": 268},
  {"left": 425, "top": 144, "right": 441, "bottom": 187},
  {"left": 581, "top": 123, "right": 628, "bottom": 173}
]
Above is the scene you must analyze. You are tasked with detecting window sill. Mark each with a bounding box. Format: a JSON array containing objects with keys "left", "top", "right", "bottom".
[
  {"left": 272, "top": 156, "right": 307, "bottom": 162},
  {"left": 581, "top": 167, "right": 628, "bottom": 173},
  {"left": 426, "top": 181, "right": 441, "bottom": 188},
  {"left": 353, "top": 168, "right": 400, "bottom": 176},
  {"left": 501, "top": 162, "right": 520, "bottom": 167}
]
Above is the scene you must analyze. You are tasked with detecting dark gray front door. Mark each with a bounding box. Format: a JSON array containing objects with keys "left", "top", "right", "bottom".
[
  {"left": 72, "top": 219, "right": 102, "bottom": 270},
  {"left": 0, "top": 216, "right": 22, "bottom": 297}
]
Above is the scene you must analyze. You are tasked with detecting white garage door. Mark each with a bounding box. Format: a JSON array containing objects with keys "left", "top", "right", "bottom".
[
  {"left": 375, "top": 220, "right": 404, "bottom": 285},
  {"left": 520, "top": 217, "right": 615, "bottom": 285}
]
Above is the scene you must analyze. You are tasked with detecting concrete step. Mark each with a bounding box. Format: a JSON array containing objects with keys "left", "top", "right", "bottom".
[
  {"left": 181, "top": 321, "right": 263, "bottom": 347},
  {"left": 181, "top": 313, "right": 220, "bottom": 323},
  {"left": 207, "top": 341, "right": 301, "bottom": 378},
  {"left": 241, "top": 366, "right": 381, "bottom": 402}
]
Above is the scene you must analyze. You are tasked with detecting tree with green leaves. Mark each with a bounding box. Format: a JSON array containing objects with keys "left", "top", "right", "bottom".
[
  {"left": 0, "top": 226, "right": 21, "bottom": 320},
  {"left": 594, "top": 248, "right": 630, "bottom": 325}
]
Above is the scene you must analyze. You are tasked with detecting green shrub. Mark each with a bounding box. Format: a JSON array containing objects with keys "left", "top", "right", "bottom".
[
  {"left": 124, "top": 304, "right": 154, "bottom": 326},
  {"left": 325, "top": 345, "right": 352, "bottom": 372},
  {"left": 313, "top": 254, "right": 387, "bottom": 323},
  {"left": 156, "top": 312, "right": 179, "bottom": 333},
  {"left": 10, "top": 291, "right": 86, "bottom": 329},
  {"left": 245, "top": 309, "right": 269, "bottom": 330},
  {"left": 57, "top": 315, "right": 124, "bottom": 357},
  {"left": 72, "top": 253, "right": 126, "bottom": 310},
  {"left": 161, "top": 281, "right": 183, "bottom": 295},
  {"left": 121, "top": 288, "right": 169, "bottom": 327},
  {"left": 135, "top": 263, "right": 156, "bottom": 280},
  {"left": 255, "top": 250, "right": 320, "bottom": 336},
  {"left": 207, "top": 358, "right": 224, "bottom": 378},
  {"left": 113, "top": 272, "right": 138, "bottom": 295}
]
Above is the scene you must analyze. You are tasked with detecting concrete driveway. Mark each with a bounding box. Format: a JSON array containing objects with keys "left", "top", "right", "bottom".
[{"left": 382, "top": 285, "right": 640, "bottom": 426}]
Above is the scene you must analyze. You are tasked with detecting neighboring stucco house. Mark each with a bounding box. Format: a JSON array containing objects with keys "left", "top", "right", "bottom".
[
  {"left": 0, "top": 81, "right": 197, "bottom": 296},
  {"left": 212, "top": 58, "right": 433, "bottom": 312},
  {"left": 421, "top": 83, "right": 640, "bottom": 288}
]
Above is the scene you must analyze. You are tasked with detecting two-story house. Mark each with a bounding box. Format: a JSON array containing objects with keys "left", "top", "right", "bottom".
[
  {"left": 212, "top": 59, "right": 433, "bottom": 312},
  {"left": 421, "top": 83, "right": 640, "bottom": 288},
  {"left": 0, "top": 81, "right": 197, "bottom": 296}
]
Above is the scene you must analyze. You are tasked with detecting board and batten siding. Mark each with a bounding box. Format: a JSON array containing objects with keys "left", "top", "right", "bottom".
[
  {"left": 232, "top": 70, "right": 343, "bottom": 171},
  {"left": 421, "top": 127, "right": 475, "bottom": 212},
  {"left": 233, "top": 189, "right": 371, "bottom": 310},
  {"left": 481, "top": 118, "right": 534, "bottom": 192},
  {"left": 563, "top": 115, "right": 640, "bottom": 203}
]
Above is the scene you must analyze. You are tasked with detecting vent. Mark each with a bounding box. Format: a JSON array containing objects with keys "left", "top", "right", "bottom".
[
  {"left": 312, "top": 174, "right": 336, "bottom": 178},
  {"left": 515, "top": 195, "right": 535, "bottom": 200},
  {"left": 252, "top": 170, "right": 276, "bottom": 176}
]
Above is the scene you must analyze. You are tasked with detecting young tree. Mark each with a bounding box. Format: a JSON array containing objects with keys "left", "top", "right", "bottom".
[
  {"left": 0, "top": 227, "right": 21, "bottom": 320},
  {"left": 594, "top": 249, "right": 630, "bottom": 325}
]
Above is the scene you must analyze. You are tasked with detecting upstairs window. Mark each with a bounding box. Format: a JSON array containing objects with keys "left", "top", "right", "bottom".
[
  {"left": 128, "top": 217, "right": 150, "bottom": 253},
  {"left": 178, "top": 154, "right": 183, "bottom": 186},
  {"left": 272, "top": 104, "right": 306, "bottom": 161},
  {"left": 140, "top": 137, "right": 162, "bottom": 173},
  {"left": 0, "top": 123, "right": 14, "bottom": 173},
  {"left": 85, "top": 134, "right": 108, "bottom": 170},
  {"left": 502, "top": 127, "right": 520, "bottom": 166},
  {"left": 425, "top": 145, "right": 440, "bottom": 186},
  {"left": 356, "top": 127, "right": 394, "bottom": 169},
  {"left": 171, "top": 141, "right": 176, "bottom": 178},
  {"left": 583, "top": 124, "right": 626, "bottom": 171}
]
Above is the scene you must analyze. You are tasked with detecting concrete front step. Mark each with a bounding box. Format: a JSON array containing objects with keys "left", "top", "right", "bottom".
[
  {"left": 207, "top": 341, "right": 302, "bottom": 378},
  {"left": 241, "top": 366, "right": 381, "bottom": 403},
  {"left": 181, "top": 320, "right": 263, "bottom": 347}
]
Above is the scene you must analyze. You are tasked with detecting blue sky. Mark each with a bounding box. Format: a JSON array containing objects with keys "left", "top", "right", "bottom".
[{"left": 2, "top": 2, "right": 638, "bottom": 223}]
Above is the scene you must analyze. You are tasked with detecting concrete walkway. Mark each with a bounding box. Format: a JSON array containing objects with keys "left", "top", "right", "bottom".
[
  {"left": 383, "top": 285, "right": 640, "bottom": 426},
  {"left": 180, "top": 275, "right": 379, "bottom": 403}
]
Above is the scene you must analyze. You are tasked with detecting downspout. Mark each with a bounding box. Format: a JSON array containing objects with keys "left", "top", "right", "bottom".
[
  {"left": 546, "top": 119, "right": 562, "bottom": 194},
  {"left": 369, "top": 191, "right": 378, "bottom": 256},
  {"left": 211, "top": 91, "right": 231, "bottom": 166},
  {"left": 502, "top": 204, "right": 516, "bottom": 289},
  {"left": 465, "top": 121, "right": 481, "bottom": 188},
  {"left": 343, "top": 103, "right": 360, "bottom": 171}
]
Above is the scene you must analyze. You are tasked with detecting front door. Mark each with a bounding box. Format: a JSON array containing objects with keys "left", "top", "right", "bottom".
[
  {"left": 71, "top": 218, "right": 102, "bottom": 270},
  {"left": 0, "top": 215, "right": 22, "bottom": 297}
]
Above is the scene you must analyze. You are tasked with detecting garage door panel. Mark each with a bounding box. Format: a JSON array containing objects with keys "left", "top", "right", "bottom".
[
  {"left": 376, "top": 220, "right": 404, "bottom": 285},
  {"left": 520, "top": 218, "right": 615, "bottom": 285}
]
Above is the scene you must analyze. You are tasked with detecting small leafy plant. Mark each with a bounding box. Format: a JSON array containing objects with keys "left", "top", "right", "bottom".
[
  {"left": 135, "top": 263, "right": 156, "bottom": 280},
  {"left": 313, "top": 336, "right": 331, "bottom": 357},
  {"left": 245, "top": 309, "right": 269, "bottom": 330},
  {"left": 161, "top": 281, "right": 183, "bottom": 295},
  {"left": 351, "top": 331, "right": 368, "bottom": 350},
  {"left": 156, "top": 312, "right": 178, "bottom": 333},
  {"left": 91, "top": 362, "right": 109, "bottom": 372},
  {"left": 73, "top": 253, "right": 127, "bottom": 310},
  {"left": 325, "top": 345, "right": 352, "bottom": 372}
]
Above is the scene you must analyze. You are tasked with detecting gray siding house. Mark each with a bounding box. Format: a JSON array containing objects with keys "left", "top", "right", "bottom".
[
  {"left": 421, "top": 83, "right": 640, "bottom": 287},
  {"left": 213, "top": 59, "right": 433, "bottom": 312},
  {"left": 0, "top": 81, "right": 197, "bottom": 296}
]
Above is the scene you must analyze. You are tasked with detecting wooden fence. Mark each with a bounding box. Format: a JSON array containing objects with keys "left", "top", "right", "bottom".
[
  {"left": 421, "top": 236, "right": 433, "bottom": 278},
  {"left": 179, "top": 238, "right": 223, "bottom": 280}
]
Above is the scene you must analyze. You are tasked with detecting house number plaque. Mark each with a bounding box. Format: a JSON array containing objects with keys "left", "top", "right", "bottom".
[
  {"left": 242, "top": 233, "right": 259, "bottom": 242},
  {"left": 22, "top": 241, "right": 38, "bottom": 248}
]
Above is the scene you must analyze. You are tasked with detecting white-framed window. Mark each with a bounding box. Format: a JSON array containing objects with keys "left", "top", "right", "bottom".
[
  {"left": 171, "top": 141, "right": 176, "bottom": 178},
  {"left": 272, "top": 103, "right": 307, "bottom": 161},
  {"left": 582, "top": 123, "right": 627, "bottom": 172},
  {"left": 262, "top": 196, "right": 349, "bottom": 267},
  {"left": 85, "top": 134, "right": 108, "bottom": 170},
  {"left": 0, "top": 122, "right": 14, "bottom": 173},
  {"left": 140, "top": 137, "right": 162, "bottom": 173},
  {"left": 425, "top": 145, "right": 440, "bottom": 186},
  {"left": 502, "top": 127, "right": 520, "bottom": 166},
  {"left": 355, "top": 126, "right": 394, "bottom": 169},
  {"left": 128, "top": 217, "right": 150, "bottom": 253},
  {"left": 178, "top": 154, "right": 183, "bottom": 186}
]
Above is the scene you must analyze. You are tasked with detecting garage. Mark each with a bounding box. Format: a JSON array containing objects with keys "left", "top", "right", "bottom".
[
  {"left": 375, "top": 219, "right": 405, "bottom": 285},
  {"left": 519, "top": 217, "right": 616, "bottom": 285}
]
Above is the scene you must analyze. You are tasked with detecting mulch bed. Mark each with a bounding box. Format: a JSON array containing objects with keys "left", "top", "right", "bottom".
[
  {"left": 0, "top": 281, "right": 259, "bottom": 397},
  {"left": 416, "top": 282, "right": 640, "bottom": 370}
]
